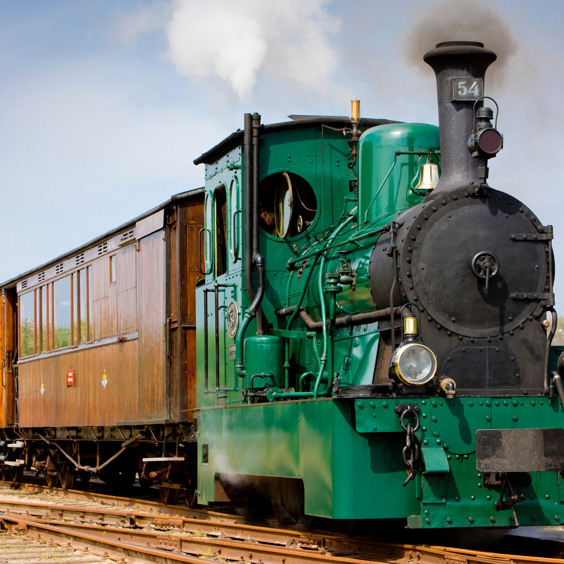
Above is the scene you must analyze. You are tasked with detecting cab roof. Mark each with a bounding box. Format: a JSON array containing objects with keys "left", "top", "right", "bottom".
[{"left": 194, "top": 115, "right": 398, "bottom": 166}]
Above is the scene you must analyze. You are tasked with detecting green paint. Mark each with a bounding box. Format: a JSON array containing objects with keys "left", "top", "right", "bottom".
[
  {"left": 421, "top": 447, "right": 450, "bottom": 473},
  {"left": 244, "top": 335, "right": 284, "bottom": 389},
  {"left": 359, "top": 123, "right": 440, "bottom": 224},
  {"left": 196, "top": 396, "right": 564, "bottom": 527}
]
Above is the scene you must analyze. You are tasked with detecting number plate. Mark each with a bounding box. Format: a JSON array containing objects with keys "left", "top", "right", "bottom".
[
  {"left": 451, "top": 77, "right": 483, "bottom": 101},
  {"left": 476, "top": 428, "right": 564, "bottom": 472}
]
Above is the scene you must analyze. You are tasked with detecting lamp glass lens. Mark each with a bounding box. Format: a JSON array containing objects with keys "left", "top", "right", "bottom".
[{"left": 398, "top": 344, "right": 436, "bottom": 385}]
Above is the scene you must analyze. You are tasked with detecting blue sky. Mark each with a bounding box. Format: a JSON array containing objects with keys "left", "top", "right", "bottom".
[{"left": 1, "top": 0, "right": 563, "bottom": 303}]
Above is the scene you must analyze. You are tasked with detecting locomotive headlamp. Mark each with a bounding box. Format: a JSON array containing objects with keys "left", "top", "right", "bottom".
[
  {"left": 391, "top": 342, "right": 437, "bottom": 387},
  {"left": 468, "top": 100, "right": 503, "bottom": 159},
  {"left": 475, "top": 127, "right": 503, "bottom": 156},
  {"left": 391, "top": 308, "right": 437, "bottom": 386}
]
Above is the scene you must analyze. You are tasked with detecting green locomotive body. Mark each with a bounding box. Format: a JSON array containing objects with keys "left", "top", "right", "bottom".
[
  {"left": 196, "top": 395, "right": 563, "bottom": 527},
  {"left": 193, "top": 42, "right": 564, "bottom": 528}
]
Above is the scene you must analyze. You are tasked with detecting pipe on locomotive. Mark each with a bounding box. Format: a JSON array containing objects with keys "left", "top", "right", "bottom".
[
  {"left": 251, "top": 112, "right": 265, "bottom": 335},
  {"left": 243, "top": 113, "right": 253, "bottom": 301},
  {"left": 236, "top": 113, "right": 265, "bottom": 379}
]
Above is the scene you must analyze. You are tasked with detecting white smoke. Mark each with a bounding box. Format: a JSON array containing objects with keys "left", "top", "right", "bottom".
[{"left": 165, "top": 0, "right": 340, "bottom": 99}]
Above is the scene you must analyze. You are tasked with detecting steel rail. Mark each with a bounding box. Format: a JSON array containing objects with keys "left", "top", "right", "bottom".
[
  {"left": 0, "top": 498, "right": 321, "bottom": 549},
  {"left": 0, "top": 530, "right": 117, "bottom": 564},
  {"left": 1, "top": 514, "right": 205, "bottom": 564},
  {"left": 1, "top": 483, "right": 563, "bottom": 564},
  {"left": 2, "top": 506, "right": 564, "bottom": 564}
]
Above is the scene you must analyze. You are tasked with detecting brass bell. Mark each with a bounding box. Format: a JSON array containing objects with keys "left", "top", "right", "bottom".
[{"left": 414, "top": 162, "right": 439, "bottom": 193}]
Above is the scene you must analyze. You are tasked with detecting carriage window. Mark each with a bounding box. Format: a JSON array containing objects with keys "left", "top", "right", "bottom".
[
  {"left": 203, "top": 193, "right": 213, "bottom": 275},
  {"left": 229, "top": 178, "right": 241, "bottom": 262},
  {"left": 258, "top": 172, "right": 316, "bottom": 238},
  {"left": 75, "top": 266, "right": 92, "bottom": 343},
  {"left": 18, "top": 268, "right": 92, "bottom": 357},
  {"left": 110, "top": 255, "right": 117, "bottom": 283},
  {"left": 54, "top": 276, "right": 71, "bottom": 349},
  {"left": 40, "top": 285, "right": 49, "bottom": 352},
  {"left": 19, "top": 291, "right": 36, "bottom": 357}
]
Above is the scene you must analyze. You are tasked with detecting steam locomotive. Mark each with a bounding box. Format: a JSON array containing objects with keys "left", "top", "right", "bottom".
[{"left": 0, "top": 41, "right": 562, "bottom": 529}]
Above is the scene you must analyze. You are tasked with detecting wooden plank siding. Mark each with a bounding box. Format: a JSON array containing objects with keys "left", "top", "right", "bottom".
[
  {"left": 168, "top": 195, "right": 204, "bottom": 421},
  {"left": 17, "top": 341, "right": 139, "bottom": 427},
  {"left": 17, "top": 237, "right": 143, "bottom": 427},
  {"left": 137, "top": 229, "right": 167, "bottom": 421},
  {"left": 4, "top": 190, "right": 204, "bottom": 430},
  {"left": 183, "top": 197, "right": 205, "bottom": 413},
  {"left": 92, "top": 244, "right": 137, "bottom": 341}
]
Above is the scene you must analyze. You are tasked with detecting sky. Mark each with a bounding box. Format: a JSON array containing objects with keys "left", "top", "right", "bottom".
[{"left": 1, "top": 0, "right": 563, "bottom": 304}]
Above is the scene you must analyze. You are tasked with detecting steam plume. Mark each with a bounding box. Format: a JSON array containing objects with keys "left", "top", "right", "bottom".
[
  {"left": 402, "top": 0, "right": 518, "bottom": 88},
  {"left": 165, "top": 0, "right": 340, "bottom": 99}
]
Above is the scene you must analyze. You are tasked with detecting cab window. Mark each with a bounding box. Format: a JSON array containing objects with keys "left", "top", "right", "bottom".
[{"left": 214, "top": 185, "right": 227, "bottom": 277}]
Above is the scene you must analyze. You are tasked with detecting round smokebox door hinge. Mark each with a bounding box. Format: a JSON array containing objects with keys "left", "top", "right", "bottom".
[{"left": 226, "top": 301, "right": 239, "bottom": 339}]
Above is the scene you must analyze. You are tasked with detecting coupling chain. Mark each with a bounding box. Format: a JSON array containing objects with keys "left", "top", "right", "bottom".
[{"left": 399, "top": 404, "right": 420, "bottom": 487}]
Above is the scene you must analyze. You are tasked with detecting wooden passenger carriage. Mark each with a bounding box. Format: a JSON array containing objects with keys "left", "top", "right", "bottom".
[{"left": 0, "top": 189, "right": 204, "bottom": 490}]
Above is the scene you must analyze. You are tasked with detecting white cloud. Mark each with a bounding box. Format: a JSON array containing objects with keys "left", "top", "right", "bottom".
[
  {"left": 111, "top": 1, "right": 172, "bottom": 46},
  {"left": 165, "top": 0, "right": 341, "bottom": 99}
]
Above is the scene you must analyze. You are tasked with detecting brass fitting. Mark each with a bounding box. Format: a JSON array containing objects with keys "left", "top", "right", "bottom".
[{"left": 439, "top": 377, "right": 457, "bottom": 398}]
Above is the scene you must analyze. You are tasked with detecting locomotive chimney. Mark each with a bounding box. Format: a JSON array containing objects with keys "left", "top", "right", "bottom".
[{"left": 424, "top": 41, "right": 497, "bottom": 192}]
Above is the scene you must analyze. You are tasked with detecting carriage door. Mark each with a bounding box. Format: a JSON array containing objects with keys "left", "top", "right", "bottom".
[
  {"left": 137, "top": 210, "right": 168, "bottom": 420},
  {"left": 0, "top": 289, "right": 17, "bottom": 426}
]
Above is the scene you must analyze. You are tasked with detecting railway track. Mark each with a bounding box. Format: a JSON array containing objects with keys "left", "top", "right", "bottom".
[{"left": 0, "top": 481, "right": 562, "bottom": 564}]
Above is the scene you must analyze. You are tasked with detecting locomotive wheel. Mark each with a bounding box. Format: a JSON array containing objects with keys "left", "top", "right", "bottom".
[
  {"left": 60, "top": 465, "right": 75, "bottom": 490},
  {"left": 45, "top": 471, "right": 59, "bottom": 488},
  {"left": 185, "top": 483, "right": 197, "bottom": 508},
  {"left": 13, "top": 466, "right": 23, "bottom": 484},
  {"left": 158, "top": 460, "right": 186, "bottom": 505},
  {"left": 45, "top": 455, "right": 59, "bottom": 487},
  {"left": 270, "top": 479, "right": 312, "bottom": 527},
  {"left": 160, "top": 485, "right": 179, "bottom": 505},
  {"left": 0, "top": 448, "right": 9, "bottom": 481},
  {"left": 2, "top": 466, "right": 24, "bottom": 484}
]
